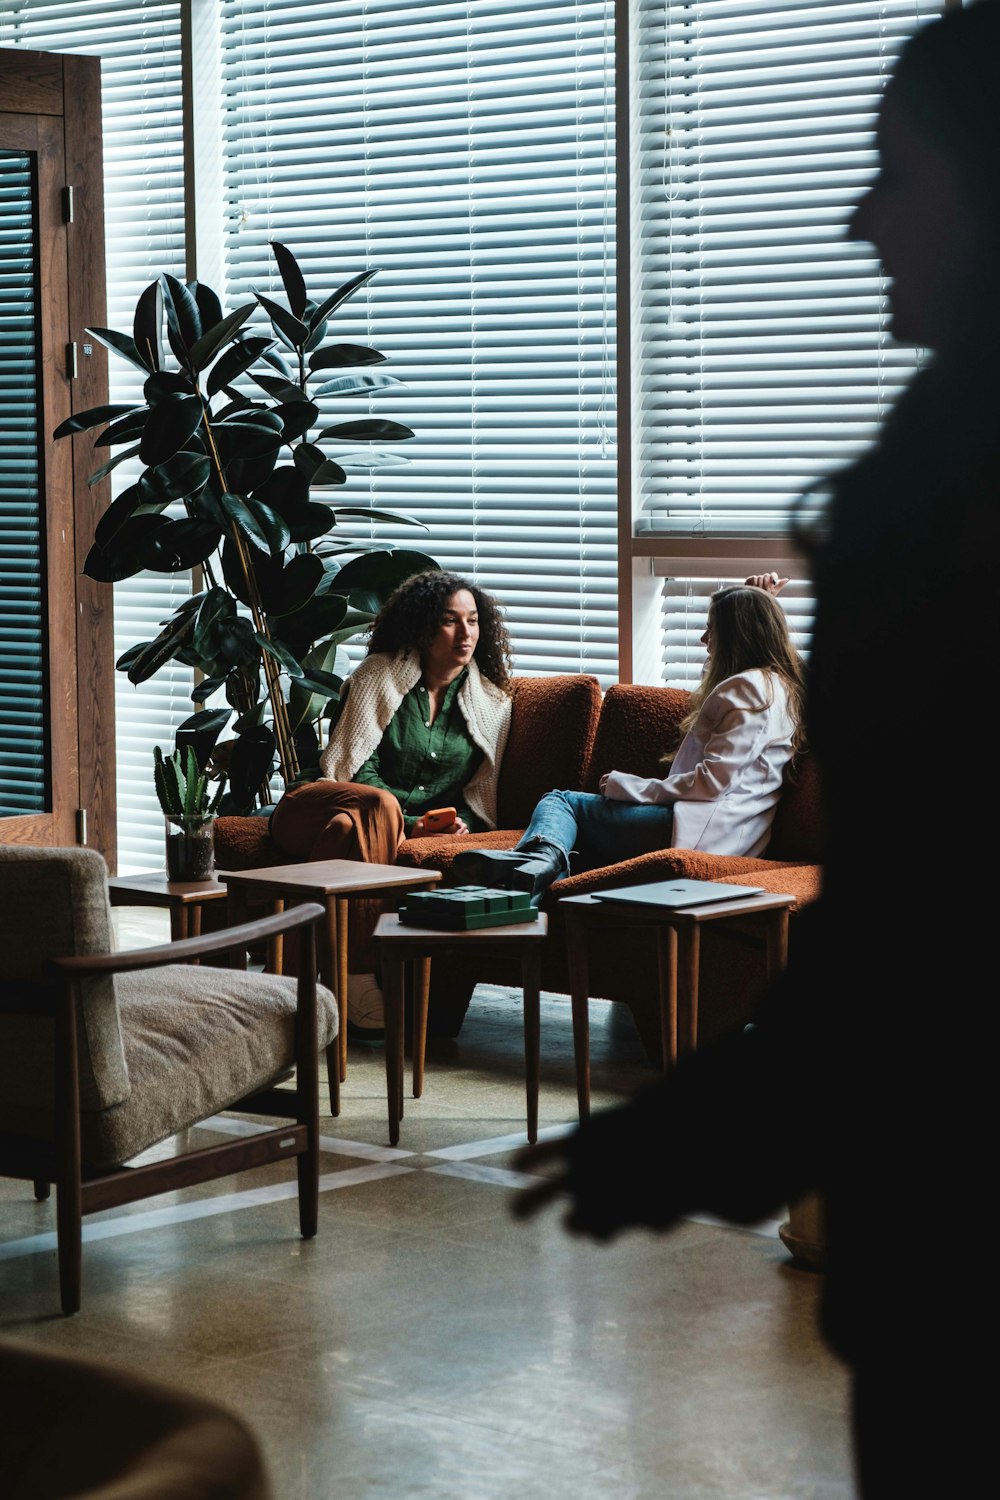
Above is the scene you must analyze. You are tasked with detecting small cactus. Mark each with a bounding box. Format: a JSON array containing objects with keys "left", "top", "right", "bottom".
[{"left": 153, "top": 744, "right": 226, "bottom": 822}]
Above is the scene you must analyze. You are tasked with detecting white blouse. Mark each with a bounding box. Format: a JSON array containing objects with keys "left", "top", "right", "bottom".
[{"left": 602, "top": 669, "right": 796, "bottom": 857}]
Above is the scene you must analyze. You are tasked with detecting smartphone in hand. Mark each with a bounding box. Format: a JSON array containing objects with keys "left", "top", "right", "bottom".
[{"left": 420, "top": 806, "right": 457, "bottom": 832}]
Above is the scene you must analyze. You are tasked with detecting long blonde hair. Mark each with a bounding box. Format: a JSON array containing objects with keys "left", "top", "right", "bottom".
[{"left": 668, "top": 586, "right": 807, "bottom": 761}]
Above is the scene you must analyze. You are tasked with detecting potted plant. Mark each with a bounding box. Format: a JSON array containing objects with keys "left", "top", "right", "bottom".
[
  {"left": 54, "top": 242, "right": 438, "bottom": 814},
  {"left": 155, "top": 744, "right": 226, "bottom": 881}
]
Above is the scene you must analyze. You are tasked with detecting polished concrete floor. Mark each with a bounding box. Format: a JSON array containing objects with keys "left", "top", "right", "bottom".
[{"left": 0, "top": 909, "right": 853, "bottom": 1498}]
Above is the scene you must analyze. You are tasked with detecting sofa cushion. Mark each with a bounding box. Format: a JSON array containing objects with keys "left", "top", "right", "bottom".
[
  {"left": 0, "top": 967, "right": 338, "bottom": 1170},
  {"left": 583, "top": 683, "right": 690, "bottom": 789},
  {"left": 496, "top": 675, "right": 602, "bottom": 826}
]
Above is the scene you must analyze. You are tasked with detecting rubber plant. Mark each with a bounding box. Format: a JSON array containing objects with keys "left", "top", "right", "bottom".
[{"left": 54, "top": 242, "right": 437, "bottom": 813}]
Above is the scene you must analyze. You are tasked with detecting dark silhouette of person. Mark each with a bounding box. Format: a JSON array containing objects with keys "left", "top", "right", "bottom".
[{"left": 512, "top": 3, "right": 1000, "bottom": 1493}]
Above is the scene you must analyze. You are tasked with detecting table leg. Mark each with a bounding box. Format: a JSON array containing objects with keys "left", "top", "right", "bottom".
[
  {"left": 267, "top": 897, "right": 285, "bottom": 975},
  {"left": 764, "top": 909, "right": 789, "bottom": 983},
  {"left": 522, "top": 949, "right": 542, "bottom": 1145},
  {"left": 413, "top": 956, "right": 431, "bottom": 1099},
  {"left": 226, "top": 891, "right": 249, "bottom": 970},
  {"left": 190, "top": 904, "right": 202, "bottom": 938},
  {"left": 565, "top": 908, "right": 592, "bottom": 1121},
  {"left": 655, "top": 925, "right": 678, "bottom": 1068},
  {"left": 170, "top": 905, "right": 188, "bottom": 943},
  {"left": 336, "top": 897, "right": 349, "bottom": 1080},
  {"left": 676, "top": 928, "right": 701, "bottom": 1056},
  {"left": 382, "top": 952, "right": 405, "bottom": 1147}
]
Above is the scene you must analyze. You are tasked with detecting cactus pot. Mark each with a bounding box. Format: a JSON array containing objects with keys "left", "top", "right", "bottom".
[{"left": 165, "top": 814, "right": 217, "bottom": 883}]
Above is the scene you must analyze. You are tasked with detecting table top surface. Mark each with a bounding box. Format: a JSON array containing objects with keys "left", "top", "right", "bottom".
[
  {"left": 373, "top": 911, "right": 548, "bottom": 944},
  {"left": 219, "top": 859, "right": 442, "bottom": 896},
  {"left": 559, "top": 889, "right": 796, "bottom": 924},
  {"left": 108, "top": 872, "right": 228, "bottom": 903}
]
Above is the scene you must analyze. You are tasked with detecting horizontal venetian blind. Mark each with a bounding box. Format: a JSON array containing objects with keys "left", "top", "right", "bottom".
[
  {"left": 634, "top": 0, "right": 944, "bottom": 537},
  {"left": 0, "top": 151, "right": 46, "bottom": 816},
  {"left": 219, "top": 0, "right": 619, "bottom": 682},
  {"left": 1, "top": 1, "right": 189, "bottom": 871}
]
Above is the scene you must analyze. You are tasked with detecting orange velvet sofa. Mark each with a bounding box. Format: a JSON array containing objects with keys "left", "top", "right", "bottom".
[{"left": 214, "top": 677, "right": 822, "bottom": 1059}]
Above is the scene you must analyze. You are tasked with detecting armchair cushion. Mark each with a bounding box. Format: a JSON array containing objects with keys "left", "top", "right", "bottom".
[{"left": 496, "top": 674, "right": 601, "bottom": 826}]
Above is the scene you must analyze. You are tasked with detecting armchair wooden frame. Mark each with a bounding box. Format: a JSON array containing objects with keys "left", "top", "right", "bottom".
[{"left": 0, "top": 902, "right": 326, "bottom": 1315}]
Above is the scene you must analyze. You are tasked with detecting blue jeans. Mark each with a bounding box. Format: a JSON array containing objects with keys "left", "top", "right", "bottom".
[{"left": 518, "top": 790, "right": 675, "bottom": 876}]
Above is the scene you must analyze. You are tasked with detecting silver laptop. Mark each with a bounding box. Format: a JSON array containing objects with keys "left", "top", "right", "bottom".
[{"left": 593, "top": 878, "right": 765, "bottom": 910}]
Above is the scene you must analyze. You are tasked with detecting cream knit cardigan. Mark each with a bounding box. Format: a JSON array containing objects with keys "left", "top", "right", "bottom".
[{"left": 319, "top": 650, "right": 512, "bottom": 830}]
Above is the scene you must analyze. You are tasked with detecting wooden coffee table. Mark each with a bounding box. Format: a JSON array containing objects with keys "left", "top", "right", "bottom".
[
  {"left": 560, "top": 889, "right": 795, "bottom": 1120},
  {"left": 108, "top": 872, "right": 229, "bottom": 942},
  {"left": 221, "top": 860, "right": 442, "bottom": 1095},
  {"left": 374, "top": 911, "right": 549, "bottom": 1147}
]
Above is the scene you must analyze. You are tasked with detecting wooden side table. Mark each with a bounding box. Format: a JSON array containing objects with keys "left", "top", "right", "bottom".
[
  {"left": 108, "top": 873, "right": 229, "bottom": 942},
  {"left": 560, "top": 890, "right": 795, "bottom": 1120},
  {"left": 373, "top": 911, "right": 549, "bottom": 1147},
  {"left": 221, "top": 860, "right": 442, "bottom": 1110}
]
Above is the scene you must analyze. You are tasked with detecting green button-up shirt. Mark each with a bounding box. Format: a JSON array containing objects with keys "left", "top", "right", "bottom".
[{"left": 353, "top": 670, "right": 486, "bottom": 835}]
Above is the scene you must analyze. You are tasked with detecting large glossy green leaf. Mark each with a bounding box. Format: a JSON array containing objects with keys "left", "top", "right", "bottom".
[
  {"left": 292, "top": 442, "right": 326, "bottom": 479},
  {"left": 84, "top": 515, "right": 174, "bottom": 583},
  {"left": 192, "top": 586, "right": 236, "bottom": 657},
  {"left": 87, "top": 442, "right": 142, "bottom": 487},
  {"left": 212, "top": 414, "right": 284, "bottom": 463},
  {"left": 303, "top": 317, "right": 328, "bottom": 354},
  {"left": 220, "top": 491, "right": 291, "bottom": 555},
  {"left": 224, "top": 448, "right": 279, "bottom": 496},
  {"left": 286, "top": 502, "right": 336, "bottom": 543},
  {"left": 133, "top": 280, "right": 163, "bottom": 372},
  {"left": 53, "top": 403, "right": 137, "bottom": 440},
  {"left": 144, "top": 370, "right": 195, "bottom": 404},
  {"left": 308, "top": 343, "right": 386, "bottom": 371},
  {"left": 272, "top": 400, "right": 318, "bottom": 443},
  {"left": 255, "top": 551, "right": 325, "bottom": 615},
  {"left": 191, "top": 676, "right": 226, "bottom": 703},
  {"left": 309, "top": 459, "right": 347, "bottom": 487},
  {"left": 317, "top": 419, "right": 415, "bottom": 442},
  {"left": 84, "top": 327, "right": 149, "bottom": 374},
  {"left": 161, "top": 273, "right": 203, "bottom": 353},
  {"left": 252, "top": 464, "right": 309, "bottom": 514},
  {"left": 139, "top": 394, "right": 204, "bottom": 467},
  {"left": 255, "top": 632, "right": 305, "bottom": 677},
  {"left": 270, "top": 589, "right": 349, "bottom": 651},
  {"left": 288, "top": 638, "right": 350, "bottom": 730},
  {"left": 122, "top": 609, "right": 197, "bottom": 684},
  {"left": 220, "top": 724, "right": 276, "bottom": 815},
  {"left": 206, "top": 336, "right": 276, "bottom": 398},
  {"left": 211, "top": 616, "right": 259, "bottom": 668},
  {"left": 94, "top": 483, "right": 148, "bottom": 548},
  {"left": 330, "top": 549, "right": 440, "bottom": 611},
  {"left": 142, "top": 517, "right": 222, "bottom": 572},
  {"left": 331, "top": 505, "right": 424, "bottom": 527},
  {"left": 93, "top": 408, "right": 149, "bottom": 448},
  {"left": 255, "top": 292, "right": 308, "bottom": 349},
  {"left": 137, "top": 450, "right": 211, "bottom": 505},
  {"left": 335, "top": 450, "right": 411, "bottom": 471},
  {"left": 189, "top": 303, "right": 257, "bottom": 372},
  {"left": 189, "top": 486, "right": 229, "bottom": 530},
  {"left": 192, "top": 281, "right": 224, "bottom": 334},
  {"left": 249, "top": 371, "right": 306, "bottom": 402},
  {"left": 270, "top": 241, "right": 308, "bottom": 318},
  {"left": 175, "top": 707, "right": 233, "bottom": 767},
  {"left": 310, "top": 268, "right": 379, "bottom": 324},
  {"left": 310, "top": 373, "right": 404, "bottom": 398}
]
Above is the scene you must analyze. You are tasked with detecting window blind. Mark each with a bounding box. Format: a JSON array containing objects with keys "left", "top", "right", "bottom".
[
  {"left": 218, "top": 0, "right": 619, "bottom": 681},
  {"left": 633, "top": 0, "right": 945, "bottom": 537},
  {"left": 1, "top": 1, "right": 190, "bottom": 872},
  {"left": 0, "top": 151, "right": 46, "bottom": 816}
]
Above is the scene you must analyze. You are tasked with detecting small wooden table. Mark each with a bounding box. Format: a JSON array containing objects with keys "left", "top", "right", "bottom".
[
  {"left": 560, "top": 889, "right": 795, "bottom": 1120},
  {"left": 221, "top": 860, "right": 442, "bottom": 1095},
  {"left": 374, "top": 911, "right": 549, "bottom": 1147},
  {"left": 108, "top": 872, "right": 229, "bottom": 941}
]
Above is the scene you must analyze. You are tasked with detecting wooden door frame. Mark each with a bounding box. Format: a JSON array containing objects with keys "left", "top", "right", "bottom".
[{"left": 0, "top": 48, "right": 115, "bottom": 866}]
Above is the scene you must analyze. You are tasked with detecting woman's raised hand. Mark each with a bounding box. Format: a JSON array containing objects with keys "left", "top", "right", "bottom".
[{"left": 745, "top": 572, "right": 789, "bottom": 595}]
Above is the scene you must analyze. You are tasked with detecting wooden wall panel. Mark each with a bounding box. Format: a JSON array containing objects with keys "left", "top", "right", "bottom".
[{"left": 0, "top": 49, "right": 62, "bottom": 116}]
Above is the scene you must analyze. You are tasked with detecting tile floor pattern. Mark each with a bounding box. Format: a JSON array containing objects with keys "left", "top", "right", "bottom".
[{"left": 0, "top": 909, "right": 853, "bottom": 1499}]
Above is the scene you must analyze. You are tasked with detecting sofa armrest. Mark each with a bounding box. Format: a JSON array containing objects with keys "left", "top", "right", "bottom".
[{"left": 546, "top": 847, "right": 821, "bottom": 910}]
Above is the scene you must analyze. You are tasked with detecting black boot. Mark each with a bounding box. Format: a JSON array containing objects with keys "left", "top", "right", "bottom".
[
  {"left": 508, "top": 838, "right": 568, "bottom": 902},
  {"left": 450, "top": 847, "right": 537, "bottom": 888}
]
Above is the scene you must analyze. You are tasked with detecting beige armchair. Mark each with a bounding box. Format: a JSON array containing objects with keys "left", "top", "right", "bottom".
[{"left": 0, "top": 846, "right": 338, "bottom": 1314}]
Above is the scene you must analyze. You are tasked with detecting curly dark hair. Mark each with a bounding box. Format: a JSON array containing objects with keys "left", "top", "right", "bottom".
[{"left": 366, "top": 570, "right": 513, "bottom": 691}]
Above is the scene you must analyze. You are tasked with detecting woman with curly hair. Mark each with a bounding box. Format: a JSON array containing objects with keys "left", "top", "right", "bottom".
[{"left": 269, "top": 569, "right": 513, "bottom": 1034}]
